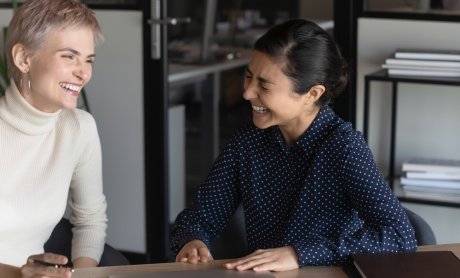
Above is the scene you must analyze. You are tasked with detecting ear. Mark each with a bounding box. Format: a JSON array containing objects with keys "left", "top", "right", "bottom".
[
  {"left": 11, "top": 43, "right": 32, "bottom": 74},
  {"left": 305, "top": 84, "right": 326, "bottom": 104}
]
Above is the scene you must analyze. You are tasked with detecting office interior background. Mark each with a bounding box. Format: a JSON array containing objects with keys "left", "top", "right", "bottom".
[{"left": 1, "top": 0, "right": 460, "bottom": 264}]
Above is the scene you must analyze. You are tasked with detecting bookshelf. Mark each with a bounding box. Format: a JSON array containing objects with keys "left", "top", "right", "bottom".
[{"left": 363, "top": 69, "right": 460, "bottom": 208}]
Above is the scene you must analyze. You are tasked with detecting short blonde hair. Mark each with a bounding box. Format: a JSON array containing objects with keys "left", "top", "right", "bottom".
[{"left": 6, "top": 0, "right": 104, "bottom": 83}]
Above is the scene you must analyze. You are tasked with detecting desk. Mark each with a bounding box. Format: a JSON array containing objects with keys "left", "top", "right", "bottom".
[
  {"left": 168, "top": 50, "right": 251, "bottom": 172},
  {"left": 3, "top": 243, "right": 460, "bottom": 278}
]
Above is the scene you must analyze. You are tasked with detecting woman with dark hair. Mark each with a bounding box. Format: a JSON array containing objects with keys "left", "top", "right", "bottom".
[{"left": 171, "top": 19, "right": 416, "bottom": 272}]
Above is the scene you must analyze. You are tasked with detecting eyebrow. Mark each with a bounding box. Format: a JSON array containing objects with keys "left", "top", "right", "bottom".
[
  {"left": 57, "top": 47, "right": 96, "bottom": 58},
  {"left": 246, "top": 68, "right": 273, "bottom": 85}
]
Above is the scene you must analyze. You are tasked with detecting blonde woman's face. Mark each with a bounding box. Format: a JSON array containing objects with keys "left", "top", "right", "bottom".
[{"left": 25, "top": 26, "right": 95, "bottom": 112}]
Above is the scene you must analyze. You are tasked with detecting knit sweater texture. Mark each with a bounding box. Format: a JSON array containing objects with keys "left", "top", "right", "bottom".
[{"left": 0, "top": 80, "right": 107, "bottom": 267}]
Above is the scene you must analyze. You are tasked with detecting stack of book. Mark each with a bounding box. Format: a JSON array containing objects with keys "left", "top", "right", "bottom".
[
  {"left": 400, "top": 158, "right": 460, "bottom": 202},
  {"left": 382, "top": 48, "right": 460, "bottom": 78}
]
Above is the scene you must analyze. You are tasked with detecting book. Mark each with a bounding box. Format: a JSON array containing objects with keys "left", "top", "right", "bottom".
[
  {"left": 394, "top": 48, "right": 460, "bottom": 61},
  {"left": 405, "top": 171, "right": 460, "bottom": 181},
  {"left": 384, "top": 58, "right": 460, "bottom": 68},
  {"left": 401, "top": 184, "right": 460, "bottom": 194},
  {"left": 402, "top": 158, "right": 460, "bottom": 174},
  {"left": 400, "top": 177, "right": 460, "bottom": 189},
  {"left": 402, "top": 187, "right": 460, "bottom": 203},
  {"left": 387, "top": 68, "right": 460, "bottom": 77},
  {"left": 353, "top": 251, "right": 460, "bottom": 278},
  {"left": 382, "top": 63, "right": 460, "bottom": 72}
]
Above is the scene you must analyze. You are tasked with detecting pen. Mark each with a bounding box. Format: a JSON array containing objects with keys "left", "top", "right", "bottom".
[{"left": 30, "top": 259, "right": 75, "bottom": 272}]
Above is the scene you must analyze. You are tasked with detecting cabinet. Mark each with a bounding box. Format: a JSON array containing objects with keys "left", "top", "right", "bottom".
[{"left": 363, "top": 69, "right": 460, "bottom": 208}]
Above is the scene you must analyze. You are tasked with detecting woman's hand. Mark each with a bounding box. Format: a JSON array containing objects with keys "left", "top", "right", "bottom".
[
  {"left": 176, "top": 239, "right": 213, "bottom": 264},
  {"left": 224, "top": 246, "right": 299, "bottom": 272},
  {"left": 21, "top": 253, "right": 73, "bottom": 278},
  {"left": 72, "top": 257, "right": 97, "bottom": 268}
]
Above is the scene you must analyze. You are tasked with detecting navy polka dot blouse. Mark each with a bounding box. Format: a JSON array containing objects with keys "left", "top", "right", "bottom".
[{"left": 171, "top": 105, "right": 417, "bottom": 266}]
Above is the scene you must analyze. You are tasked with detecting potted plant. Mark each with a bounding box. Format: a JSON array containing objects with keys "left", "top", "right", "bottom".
[{"left": 0, "top": 0, "right": 17, "bottom": 97}]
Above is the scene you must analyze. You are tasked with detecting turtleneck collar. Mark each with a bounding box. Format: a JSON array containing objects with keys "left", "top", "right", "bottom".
[{"left": 0, "top": 79, "right": 62, "bottom": 135}]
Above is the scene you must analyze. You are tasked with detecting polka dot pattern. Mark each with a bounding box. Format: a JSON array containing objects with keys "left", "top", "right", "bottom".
[{"left": 171, "top": 105, "right": 417, "bottom": 266}]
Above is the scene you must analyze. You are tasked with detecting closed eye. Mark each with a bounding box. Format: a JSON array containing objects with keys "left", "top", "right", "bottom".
[{"left": 245, "top": 68, "right": 252, "bottom": 79}]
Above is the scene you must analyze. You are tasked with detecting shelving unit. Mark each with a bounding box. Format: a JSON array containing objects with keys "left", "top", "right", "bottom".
[{"left": 363, "top": 69, "right": 460, "bottom": 208}]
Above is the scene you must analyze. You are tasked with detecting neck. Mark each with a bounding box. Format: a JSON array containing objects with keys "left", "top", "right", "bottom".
[{"left": 280, "top": 106, "right": 321, "bottom": 145}]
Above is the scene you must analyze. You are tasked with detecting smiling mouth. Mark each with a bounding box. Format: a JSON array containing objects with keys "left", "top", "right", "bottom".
[
  {"left": 59, "top": 82, "right": 82, "bottom": 96},
  {"left": 252, "top": 104, "right": 268, "bottom": 113}
]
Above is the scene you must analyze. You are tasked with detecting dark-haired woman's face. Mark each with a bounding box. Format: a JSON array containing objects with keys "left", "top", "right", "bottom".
[{"left": 243, "top": 51, "right": 318, "bottom": 140}]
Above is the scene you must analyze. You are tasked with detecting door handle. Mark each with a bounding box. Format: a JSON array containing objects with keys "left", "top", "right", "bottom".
[
  {"left": 148, "top": 17, "right": 191, "bottom": 26},
  {"left": 149, "top": 0, "right": 191, "bottom": 60}
]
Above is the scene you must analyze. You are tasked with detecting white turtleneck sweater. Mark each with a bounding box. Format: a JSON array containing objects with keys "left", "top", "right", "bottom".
[{"left": 0, "top": 80, "right": 107, "bottom": 267}]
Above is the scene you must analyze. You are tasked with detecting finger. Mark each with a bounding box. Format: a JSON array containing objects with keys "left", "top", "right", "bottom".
[
  {"left": 176, "top": 252, "right": 188, "bottom": 263},
  {"left": 22, "top": 264, "right": 72, "bottom": 278},
  {"left": 225, "top": 250, "right": 268, "bottom": 269},
  {"left": 234, "top": 255, "right": 273, "bottom": 271},
  {"left": 197, "top": 247, "right": 212, "bottom": 263},
  {"left": 253, "top": 261, "right": 278, "bottom": 272},
  {"left": 29, "top": 253, "right": 69, "bottom": 265},
  {"left": 188, "top": 248, "right": 199, "bottom": 264}
]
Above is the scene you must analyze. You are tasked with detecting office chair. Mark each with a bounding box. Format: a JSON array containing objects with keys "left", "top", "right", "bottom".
[
  {"left": 404, "top": 208, "right": 437, "bottom": 245},
  {"left": 211, "top": 204, "right": 248, "bottom": 259},
  {"left": 44, "top": 218, "right": 130, "bottom": 266}
]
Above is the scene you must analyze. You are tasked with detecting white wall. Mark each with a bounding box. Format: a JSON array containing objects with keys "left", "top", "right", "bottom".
[
  {"left": 88, "top": 10, "right": 145, "bottom": 253},
  {"left": 357, "top": 18, "right": 460, "bottom": 243}
]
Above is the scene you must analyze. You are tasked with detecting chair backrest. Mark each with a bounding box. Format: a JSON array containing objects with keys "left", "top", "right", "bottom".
[
  {"left": 211, "top": 204, "right": 248, "bottom": 259},
  {"left": 209, "top": 206, "right": 437, "bottom": 260},
  {"left": 404, "top": 208, "right": 437, "bottom": 246},
  {"left": 44, "top": 218, "right": 130, "bottom": 266}
]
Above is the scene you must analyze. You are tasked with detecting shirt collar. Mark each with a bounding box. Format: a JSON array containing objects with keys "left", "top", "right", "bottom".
[{"left": 270, "top": 105, "right": 340, "bottom": 154}]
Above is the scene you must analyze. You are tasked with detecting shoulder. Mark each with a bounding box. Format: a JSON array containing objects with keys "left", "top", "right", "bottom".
[
  {"left": 56, "top": 109, "right": 100, "bottom": 146},
  {"left": 59, "top": 109, "right": 98, "bottom": 133},
  {"left": 320, "top": 115, "right": 369, "bottom": 159}
]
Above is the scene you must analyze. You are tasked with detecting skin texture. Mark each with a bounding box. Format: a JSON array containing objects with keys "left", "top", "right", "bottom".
[
  {"left": 21, "top": 253, "right": 72, "bottom": 278},
  {"left": 12, "top": 26, "right": 98, "bottom": 277},
  {"left": 243, "top": 51, "right": 324, "bottom": 146},
  {"left": 12, "top": 27, "right": 95, "bottom": 113},
  {"left": 176, "top": 51, "right": 326, "bottom": 272}
]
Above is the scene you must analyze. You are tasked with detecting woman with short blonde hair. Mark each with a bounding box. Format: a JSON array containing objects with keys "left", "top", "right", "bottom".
[{"left": 0, "top": 0, "right": 108, "bottom": 277}]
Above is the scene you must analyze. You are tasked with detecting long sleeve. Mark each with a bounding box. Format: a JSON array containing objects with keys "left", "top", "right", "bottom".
[
  {"left": 171, "top": 134, "right": 242, "bottom": 257},
  {"left": 68, "top": 111, "right": 107, "bottom": 263},
  {"left": 0, "top": 82, "right": 107, "bottom": 266},
  {"left": 292, "top": 136, "right": 416, "bottom": 266},
  {"left": 170, "top": 106, "right": 417, "bottom": 267}
]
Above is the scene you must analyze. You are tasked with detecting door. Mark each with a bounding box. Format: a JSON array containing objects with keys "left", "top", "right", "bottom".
[{"left": 143, "top": 0, "right": 170, "bottom": 263}]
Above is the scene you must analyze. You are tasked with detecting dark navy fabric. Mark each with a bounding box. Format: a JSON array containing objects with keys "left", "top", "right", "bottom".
[{"left": 171, "top": 105, "right": 416, "bottom": 266}]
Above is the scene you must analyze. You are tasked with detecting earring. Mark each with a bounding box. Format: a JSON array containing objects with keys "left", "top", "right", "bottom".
[{"left": 28, "top": 79, "right": 31, "bottom": 95}]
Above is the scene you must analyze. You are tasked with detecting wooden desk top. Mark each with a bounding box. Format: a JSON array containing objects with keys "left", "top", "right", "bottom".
[{"left": 3, "top": 243, "right": 460, "bottom": 278}]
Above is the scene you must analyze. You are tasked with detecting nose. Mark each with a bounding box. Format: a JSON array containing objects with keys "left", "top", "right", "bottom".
[
  {"left": 74, "top": 61, "right": 92, "bottom": 83},
  {"left": 243, "top": 80, "right": 257, "bottom": 101}
]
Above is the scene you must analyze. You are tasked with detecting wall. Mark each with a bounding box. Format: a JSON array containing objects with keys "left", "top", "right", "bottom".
[
  {"left": 299, "top": 0, "right": 333, "bottom": 20},
  {"left": 357, "top": 18, "right": 460, "bottom": 243},
  {"left": 88, "top": 10, "right": 145, "bottom": 253}
]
